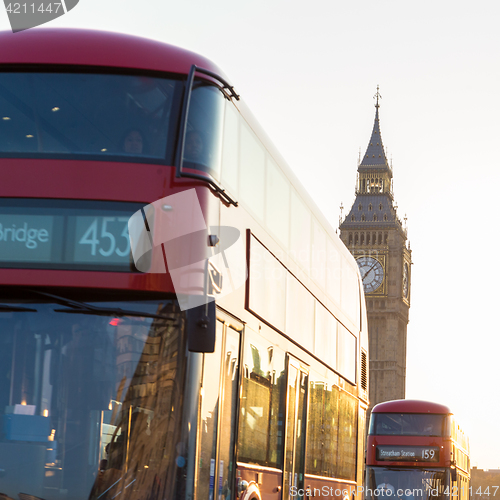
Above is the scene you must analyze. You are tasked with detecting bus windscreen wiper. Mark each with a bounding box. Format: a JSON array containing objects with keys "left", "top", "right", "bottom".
[
  {"left": 26, "top": 290, "right": 174, "bottom": 321},
  {"left": 0, "top": 304, "right": 37, "bottom": 312}
]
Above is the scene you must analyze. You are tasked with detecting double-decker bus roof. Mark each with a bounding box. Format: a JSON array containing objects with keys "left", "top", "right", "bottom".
[
  {"left": 372, "top": 399, "right": 451, "bottom": 414},
  {"left": 0, "top": 28, "right": 221, "bottom": 76},
  {"left": 0, "top": 28, "right": 365, "bottom": 318}
]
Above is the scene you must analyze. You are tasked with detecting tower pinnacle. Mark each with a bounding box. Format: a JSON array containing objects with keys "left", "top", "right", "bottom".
[
  {"left": 374, "top": 85, "right": 381, "bottom": 109},
  {"left": 359, "top": 86, "right": 389, "bottom": 170}
]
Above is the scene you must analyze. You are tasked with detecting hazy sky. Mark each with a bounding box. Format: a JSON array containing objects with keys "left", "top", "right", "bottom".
[{"left": 1, "top": 0, "right": 498, "bottom": 468}]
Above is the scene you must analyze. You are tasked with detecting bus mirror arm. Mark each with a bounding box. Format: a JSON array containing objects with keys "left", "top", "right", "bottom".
[
  {"left": 186, "top": 301, "right": 216, "bottom": 353},
  {"left": 450, "top": 467, "right": 457, "bottom": 482}
]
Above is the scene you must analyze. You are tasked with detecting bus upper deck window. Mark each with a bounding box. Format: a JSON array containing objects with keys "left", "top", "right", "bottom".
[
  {"left": 0, "top": 72, "right": 181, "bottom": 163},
  {"left": 182, "top": 82, "right": 224, "bottom": 181}
]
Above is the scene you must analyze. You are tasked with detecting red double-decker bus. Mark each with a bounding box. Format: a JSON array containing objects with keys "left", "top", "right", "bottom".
[
  {"left": 0, "top": 29, "right": 369, "bottom": 500},
  {"left": 365, "top": 400, "right": 470, "bottom": 500}
]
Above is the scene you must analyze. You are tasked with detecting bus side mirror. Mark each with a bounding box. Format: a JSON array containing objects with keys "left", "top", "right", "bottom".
[{"left": 187, "top": 301, "right": 216, "bottom": 353}]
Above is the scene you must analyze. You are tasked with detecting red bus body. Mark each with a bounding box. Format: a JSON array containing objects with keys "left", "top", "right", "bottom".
[{"left": 0, "top": 29, "right": 369, "bottom": 500}]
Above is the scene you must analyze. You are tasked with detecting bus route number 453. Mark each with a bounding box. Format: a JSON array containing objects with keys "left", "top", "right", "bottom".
[{"left": 78, "top": 217, "right": 130, "bottom": 258}]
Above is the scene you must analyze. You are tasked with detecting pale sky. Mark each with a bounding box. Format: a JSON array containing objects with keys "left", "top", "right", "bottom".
[{"left": 1, "top": 0, "right": 498, "bottom": 468}]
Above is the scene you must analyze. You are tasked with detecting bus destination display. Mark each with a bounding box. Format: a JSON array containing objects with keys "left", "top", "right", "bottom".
[
  {"left": 376, "top": 446, "right": 440, "bottom": 462},
  {"left": 0, "top": 200, "right": 142, "bottom": 271}
]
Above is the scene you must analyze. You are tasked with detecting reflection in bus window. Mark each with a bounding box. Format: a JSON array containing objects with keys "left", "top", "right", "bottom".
[
  {"left": 0, "top": 297, "right": 188, "bottom": 500},
  {"left": 0, "top": 73, "right": 182, "bottom": 161},
  {"left": 306, "top": 375, "right": 339, "bottom": 477},
  {"left": 306, "top": 373, "right": 357, "bottom": 481},
  {"left": 182, "top": 83, "right": 225, "bottom": 180},
  {"left": 237, "top": 331, "right": 286, "bottom": 468}
]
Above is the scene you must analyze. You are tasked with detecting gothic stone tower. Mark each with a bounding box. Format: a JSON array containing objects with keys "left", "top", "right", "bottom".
[{"left": 339, "top": 89, "right": 411, "bottom": 410}]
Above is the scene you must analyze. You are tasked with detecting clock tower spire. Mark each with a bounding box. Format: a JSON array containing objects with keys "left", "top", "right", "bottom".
[{"left": 339, "top": 89, "right": 411, "bottom": 411}]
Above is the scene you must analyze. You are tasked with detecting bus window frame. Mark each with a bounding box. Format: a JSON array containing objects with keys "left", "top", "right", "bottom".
[{"left": 175, "top": 64, "right": 239, "bottom": 207}]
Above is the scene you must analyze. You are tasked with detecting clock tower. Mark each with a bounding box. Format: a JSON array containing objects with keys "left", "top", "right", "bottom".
[{"left": 339, "top": 88, "right": 411, "bottom": 410}]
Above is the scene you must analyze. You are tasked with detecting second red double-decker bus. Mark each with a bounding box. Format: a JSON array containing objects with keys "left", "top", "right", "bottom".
[{"left": 365, "top": 400, "right": 470, "bottom": 500}]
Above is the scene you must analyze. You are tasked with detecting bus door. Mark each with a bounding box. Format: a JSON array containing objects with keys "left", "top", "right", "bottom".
[
  {"left": 283, "top": 356, "right": 309, "bottom": 500},
  {"left": 197, "top": 311, "right": 242, "bottom": 500}
]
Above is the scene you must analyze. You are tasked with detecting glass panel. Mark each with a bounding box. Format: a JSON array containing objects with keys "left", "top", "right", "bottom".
[
  {"left": 0, "top": 72, "right": 181, "bottom": 161},
  {"left": 314, "top": 304, "right": 336, "bottom": 369},
  {"left": 220, "top": 102, "right": 240, "bottom": 196},
  {"left": 357, "top": 405, "right": 367, "bottom": 484},
  {"left": 283, "top": 365, "right": 297, "bottom": 500},
  {"left": 370, "top": 413, "right": 447, "bottom": 436},
  {"left": 311, "top": 218, "right": 327, "bottom": 289},
  {"left": 0, "top": 295, "right": 188, "bottom": 500},
  {"left": 265, "top": 157, "right": 290, "bottom": 249},
  {"left": 337, "top": 323, "right": 356, "bottom": 383},
  {"left": 248, "top": 235, "right": 286, "bottom": 332},
  {"left": 217, "top": 326, "right": 240, "bottom": 500},
  {"left": 237, "top": 328, "right": 285, "bottom": 468},
  {"left": 183, "top": 83, "right": 225, "bottom": 180},
  {"left": 285, "top": 275, "right": 314, "bottom": 352},
  {"left": 239, "top": 121, "right": 265, "bottom": 221},
  {"left": 290, "top": 190, "right": 311, "bottom": 274},
  {"left": 365, "top": 467, "right": 448, "bottom": 500},
  {"left": 197, "top": 321, "right": 223, "bottom": 500},
  {"left": 305, "top": 373, "right": 339, "bottom": 478},
  {"left": 293, "top": 370, "right": 308, "bottom": 498},
  {"left": 325, "top": 382, "right": 340, "bottom": 477},
  {"left": 306, "top": 374, "right": 326, "bottom": 475},
  {"left": 341, "top": 257, "right": 360, "bottom": 329},
  {"left": 337, "top": 390, "right": 357, "bottom": 480},
  {"left": 283, "top": 361, "right": 308, "bottom": 500},
  {"left": 326, "top": 237, "right": 342, "bottom": 306}
]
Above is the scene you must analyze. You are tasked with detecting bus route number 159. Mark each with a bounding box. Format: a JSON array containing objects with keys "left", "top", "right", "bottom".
[{"left": 422, "top": 449, "right": 435, "bottom": 460}]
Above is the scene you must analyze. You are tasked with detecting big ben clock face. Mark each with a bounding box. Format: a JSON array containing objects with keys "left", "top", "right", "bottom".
[
  {"left": 356, "top": 256, "right": 384, "bottom": 294},
  {"left": 403, "top": 262, "right": 409, "bottom": 298}
]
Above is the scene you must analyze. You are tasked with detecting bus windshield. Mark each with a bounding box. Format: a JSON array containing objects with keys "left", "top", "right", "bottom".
[
  {"left": 370, "top": 413, "right": 447, "bottom": 436},
  {"left": 0, "top": 295, "right": 188, "bottom": 500},
  {"left": 366, "top": 467, "right": 447, "bottom": 500},
  {"left": 0, "top": 72, "right": 183, "bottom": 161}
]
